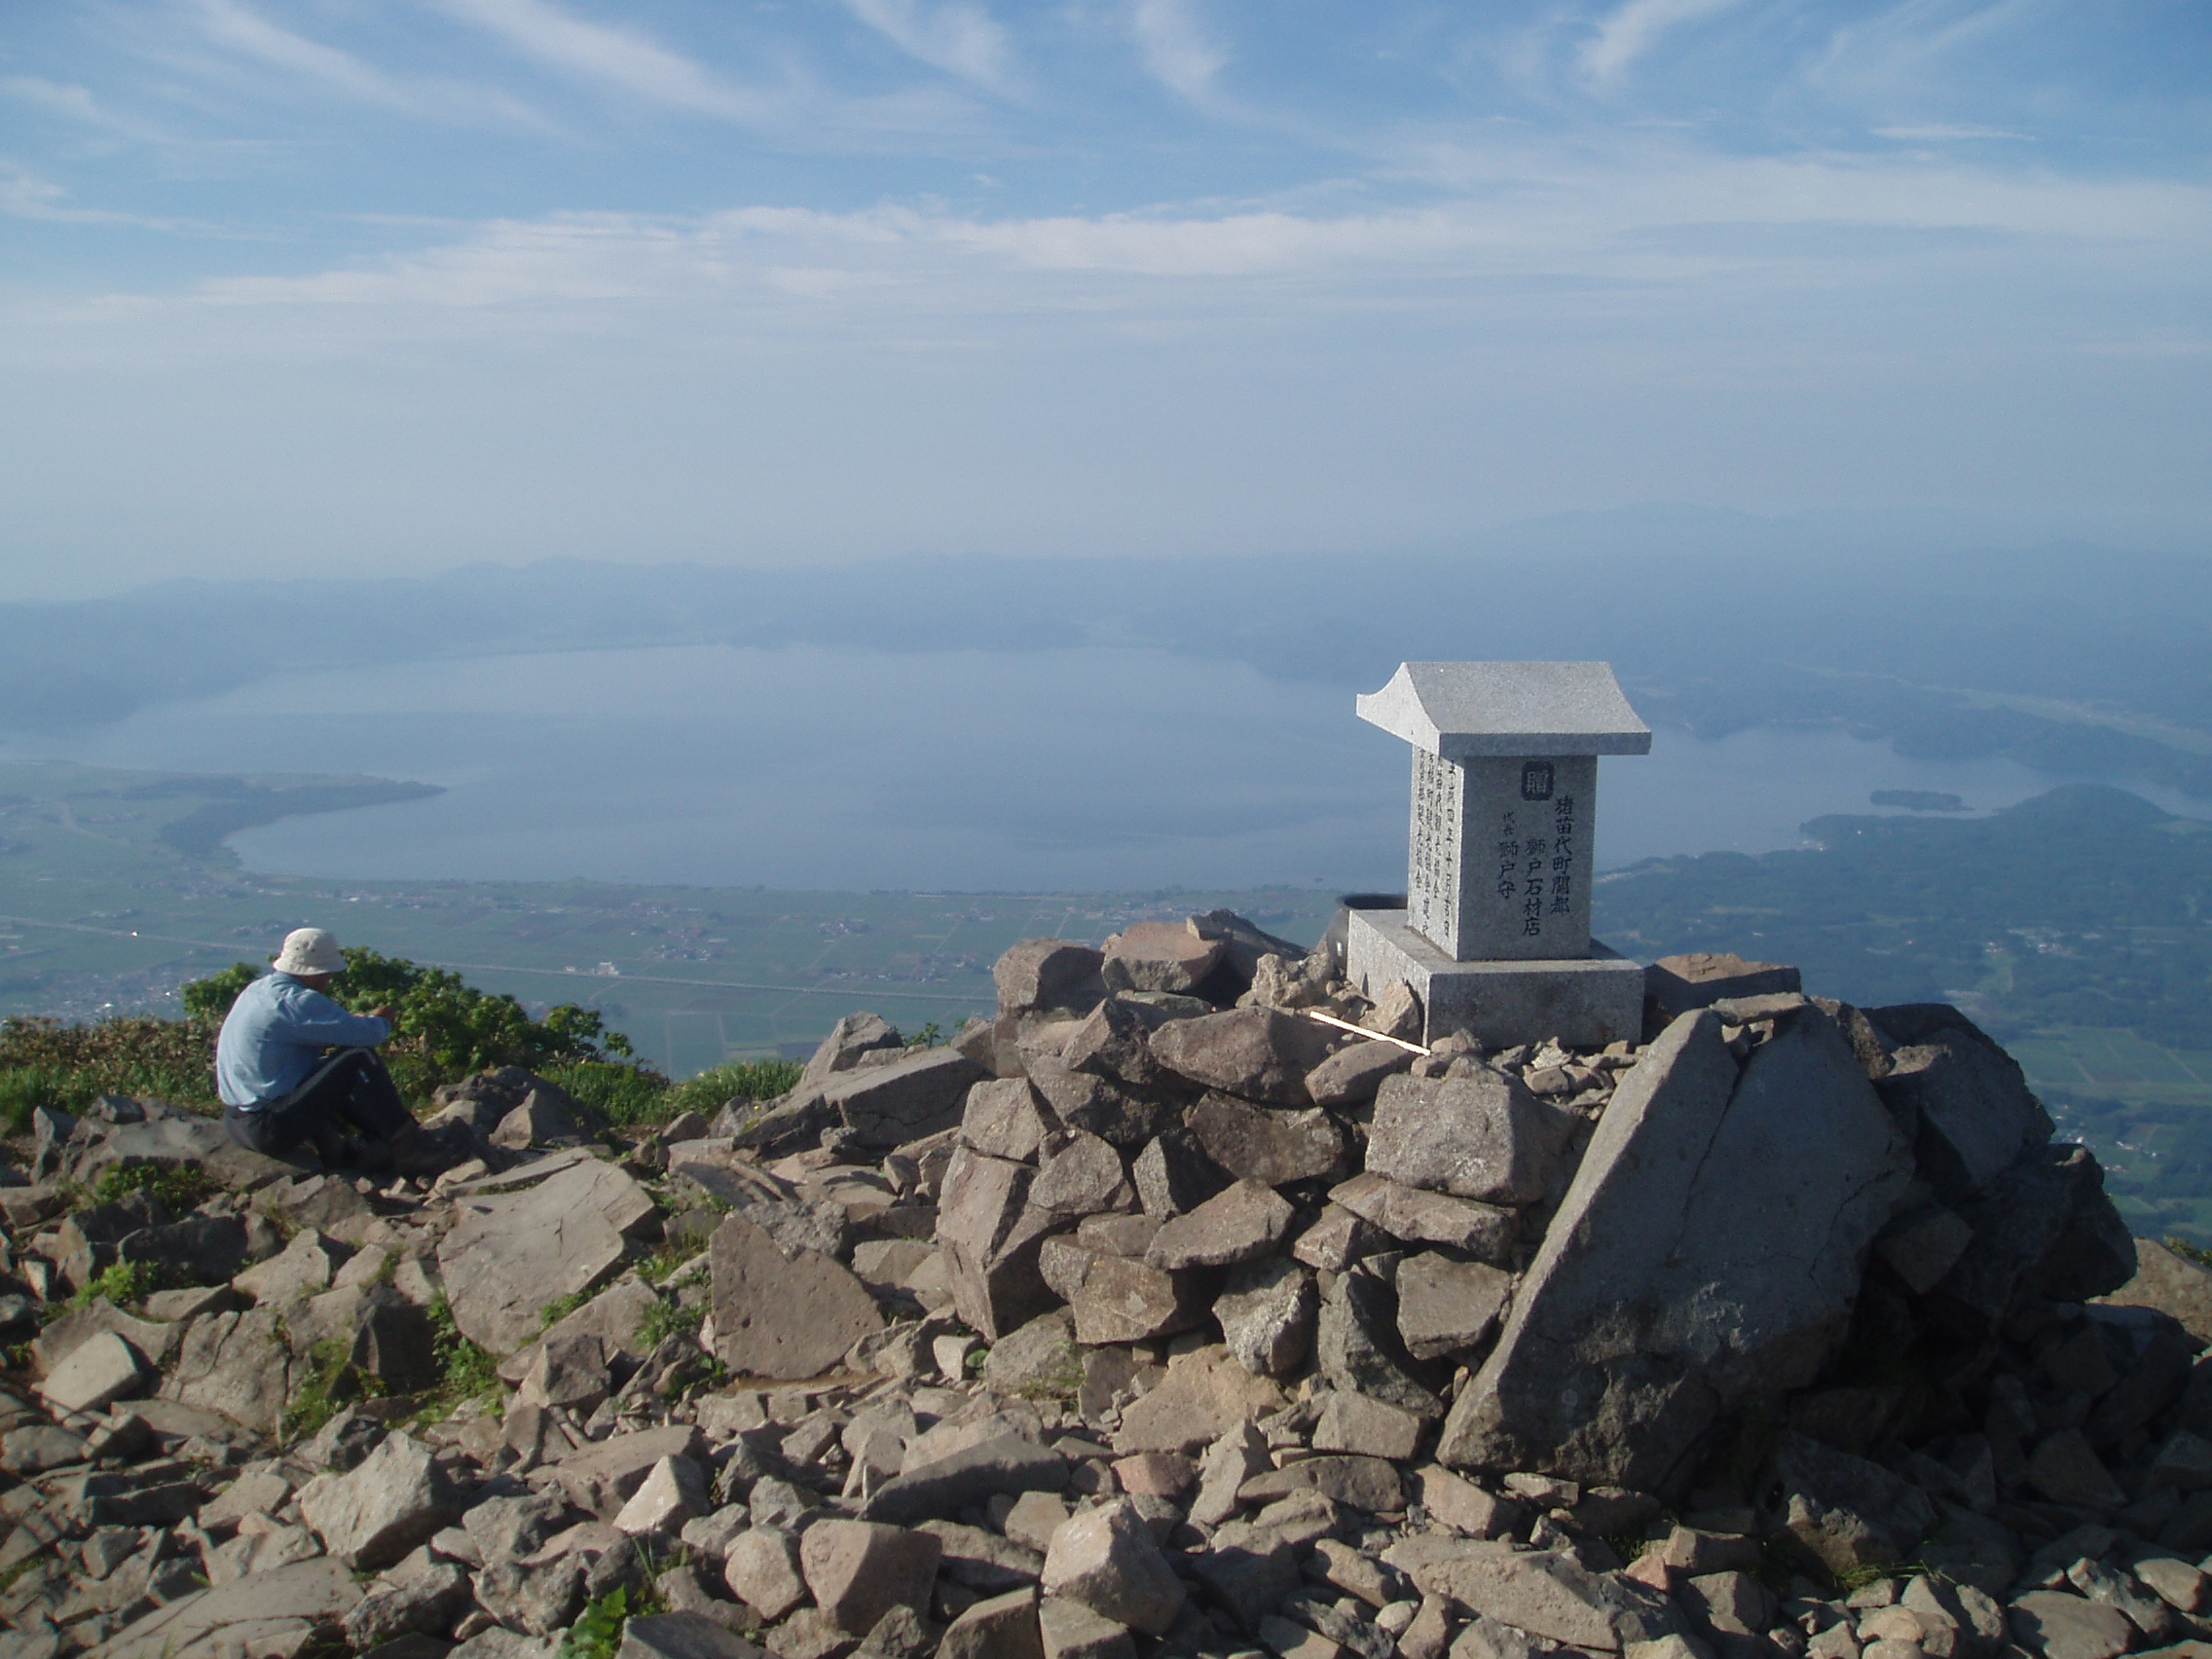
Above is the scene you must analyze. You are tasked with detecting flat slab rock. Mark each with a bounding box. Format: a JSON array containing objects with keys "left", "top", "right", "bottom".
[
  {"left": 710, "top": 1211, "right": 883, "bottom": 1381},
  {"left": 92, "top": 1556, "right": 363, "bottom": 1659},
  {"left": 436, "top": 1156, "right": 651, "bottom": 1355}
]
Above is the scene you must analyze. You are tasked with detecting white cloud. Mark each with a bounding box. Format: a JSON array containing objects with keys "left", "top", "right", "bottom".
[
  {"left": 1873, "top": 124, "right": 2028, "bottom": 141},
  {"left": 2, "top": 77, "right": 157, "bottom": 138},
  {"left": 1132, "top": 0, "right": 1226, "bottom": 102},
  {"left": 192, "top": 0, "right": 419, "bottom": 108},
  {"left": 146, "top": 141, "right": 2209, "bottom": 329},
  {"left": 843, "top": 0, "right": 1013, "bottom": 91},
  {"left": 439, "top": 0, "right": 768, "bottom": 120},
  {"left": 1580, "top": 0, "right": 1748, "bottom": 88},
  {"left": 0, "top": 163, "right": 191, "bottom": 227}
]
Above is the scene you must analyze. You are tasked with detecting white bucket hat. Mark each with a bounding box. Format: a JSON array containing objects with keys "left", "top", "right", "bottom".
[{"left": 273, "top": 927, "right": 346, "bottom": 977}]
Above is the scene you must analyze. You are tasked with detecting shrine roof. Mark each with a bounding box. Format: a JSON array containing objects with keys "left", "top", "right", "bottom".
[{"left": 1355, "top": 661, "right": 1653, "bottom": 758}]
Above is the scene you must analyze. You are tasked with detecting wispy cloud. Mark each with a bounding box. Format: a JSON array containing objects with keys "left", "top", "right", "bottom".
[
  {"left": 438, "top": 0, "right": 769, "bottom": 120},
  {"left": 192, "top": 0, "right": 419, "bottom": 108},
  {"left": 1873, "top": 124, "right": 2029, "bottom": 142},
  {"left": 1580, "top": 0, "right": 1748, "bottom": 89},
  {"left": 1132, "top": 0, "right": 1226, "bottom": 103},
  {"left": 2, "top": 77, "right": 172, "bottom": 143},
  {"left": 0, "top": 163, "right": 194, "bottom": 228},
  {"left": 843, "top": 0, "right": 1013, "bottom": 92},
  {"left": 154, "top": 139, "right": 2210, "bottom": 329}
]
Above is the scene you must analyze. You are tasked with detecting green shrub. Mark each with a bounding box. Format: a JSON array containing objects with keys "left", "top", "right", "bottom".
[
  {"left": 180, "top": 963, "right": 258, "bottom": 1022},
  {"left": 544, "top": 1054, "right": 799, "bottom": 1128},
  {"left": 0, "top": 1066, "right": 68, "bottom": 1135},
  {"left": 664, "top": 1057, "right": 800, "bottom": 1118},
  {"left": 541, "top": 1059, "right": 674, "bottom": 1127},
  {"left": 0, "top": 1016, "right": 220, "bottom": 1121},
  {"left": 557, "top": 1586, "right": 630, "bottom": 1659}
]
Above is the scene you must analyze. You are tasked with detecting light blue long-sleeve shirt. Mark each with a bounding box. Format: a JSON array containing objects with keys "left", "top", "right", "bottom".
[{"left": 215, "top": 972, "right": 391, "bottom": 1109}]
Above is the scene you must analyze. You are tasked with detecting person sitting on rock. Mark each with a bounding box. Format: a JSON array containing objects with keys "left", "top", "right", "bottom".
[{"left": 216, "top": 926, "right": 421, "bottom": 1170}]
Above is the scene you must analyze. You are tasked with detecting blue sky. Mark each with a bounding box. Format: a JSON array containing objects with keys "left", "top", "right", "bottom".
[{"left": 1, "top": 1, "right": 2206, "bottom": 595}]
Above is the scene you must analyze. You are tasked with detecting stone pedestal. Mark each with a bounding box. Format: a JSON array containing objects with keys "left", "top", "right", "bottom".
[{"left": 1344, "top": 908, "right": 1643, "bottom": 1050}]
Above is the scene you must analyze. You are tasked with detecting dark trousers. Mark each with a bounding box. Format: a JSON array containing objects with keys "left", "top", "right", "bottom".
[{"left": 224, "top": 1049, "right": 413, "bottom": 1157}]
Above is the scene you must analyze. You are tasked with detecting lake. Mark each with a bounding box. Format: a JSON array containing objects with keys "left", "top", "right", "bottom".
[{"left": 10, "top": 643, "right": 2202, "bottom": 891}]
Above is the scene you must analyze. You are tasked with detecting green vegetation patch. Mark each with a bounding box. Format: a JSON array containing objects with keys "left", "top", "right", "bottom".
[
  {"left": 546, "top": 1054, "right": 799, "bottom": 1128},
  {"left": 424, "top": 1294, "right": 503, "bottom": 1417},
  {"left": 60, "top": 1259, "right": 161, "bottom": 1316},
  {"left": 283, "top": 1337, "right": 386, "bottom": 1444},
  {"left": 0, "top": 1015, "right": 220, "bottom": 1129},
  {"left": 94, "top": 1161, "right": 214, "bottom": 1212}
]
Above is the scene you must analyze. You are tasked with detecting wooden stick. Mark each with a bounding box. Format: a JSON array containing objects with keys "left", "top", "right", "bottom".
[{"left": 1302, "top": 1009, "right": 1431, "bottom": 1056}]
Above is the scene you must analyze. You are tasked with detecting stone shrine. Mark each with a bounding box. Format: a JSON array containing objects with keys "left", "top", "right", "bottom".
[{"left": 1345, "top": 660, "right": 1652, "bottom": 1046}]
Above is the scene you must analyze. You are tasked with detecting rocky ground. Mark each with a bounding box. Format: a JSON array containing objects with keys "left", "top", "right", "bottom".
[{"left": 0, "top": 911, "right": 2206, "bottom": 1659}]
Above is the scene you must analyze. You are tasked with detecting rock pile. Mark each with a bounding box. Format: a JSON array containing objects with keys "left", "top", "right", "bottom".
[{"left": 0, "top": 915, "right": 2205, "bottom": 1659}]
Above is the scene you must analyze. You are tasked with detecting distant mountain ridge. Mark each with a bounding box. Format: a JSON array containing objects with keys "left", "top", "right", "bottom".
[{"left": 7, "top": 514, "right": 2209, "bottom": 806}]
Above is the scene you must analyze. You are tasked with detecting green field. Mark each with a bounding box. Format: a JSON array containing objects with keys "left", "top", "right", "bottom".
[
  {"left": 2009, "top": 1027, "right": 2212, "bottom": 1108},
  {"left": 0, "top": 759, "right": 1338, "bottom": 1077}
]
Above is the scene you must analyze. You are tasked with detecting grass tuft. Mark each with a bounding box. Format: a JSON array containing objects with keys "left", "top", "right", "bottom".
[
  {"left": 283, "top": 1337, "right": 385, "bottom": 1444},
  {"left": 546, "top": 1055, "right": 800, "bottom": 1129},
  {"left": 59, "top": 1258, "right": 162, "bottom": 1316},
  {"left": 423, "top": 1294, "right": 503, "bottom": 1417},
  {"left": 94, "top": 1161, "right": 214, "bottom": 1213}
]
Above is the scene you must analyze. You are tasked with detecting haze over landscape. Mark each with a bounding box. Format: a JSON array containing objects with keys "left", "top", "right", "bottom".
[{"left": 5, "top": 4, "right": 2212, "bottom": 1243}]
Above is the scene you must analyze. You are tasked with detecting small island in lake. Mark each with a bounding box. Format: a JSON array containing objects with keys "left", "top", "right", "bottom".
[{"left": 1870, "top": 789, "right": 1969, "bottom": 812}]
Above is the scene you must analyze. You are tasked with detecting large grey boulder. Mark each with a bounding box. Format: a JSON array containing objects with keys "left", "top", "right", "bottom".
[
  {"left": 1100, "top": 922, "right": 1223, "bottom": 996},
  {"left": 1186, "top": 1095, "right": 1346, "bottom": 1187},
  {"left": 1061, "top": 997, "right": 1174, "bottom": 1088},
  {"left": 90, "top": 1557, "right": 362, "bottom": 1659},
  {"left": 1769, "top": 1431, "right": 1936, "bottom": 1574},
  {"left": 996, "top": 940, "right": 1107, "bottom": 1015},
  {"left": 1148, "top": 1009, "right": 1335, "bottom": 1107},
  {"left": 1436, "top": 1007, "right": 1913, "bottom": 1490},
  {"left": 1145, "top": 1180, "right": 1295, "bottom": 1271},
  {"left": 963, "top": 1080, "right": 1057, "bottom": 1164},
  {"left": 801, "top": 1013, "right": 906, "bottom": 1092},
  {"left": 1395, "top": 1254, "right": 1515, "bottom": 1362},
  {"left": 827, "top": 1049, "right": 990, "bottom": 1149},
  {"left": 435, "top": 1156, "right": 651, "bottom": 1354},
  {"left": 709, "top": 1211, "right": 882, "bottom": 1380},
  {"left": 298, "top": 1430, "right": 458, "bottom": 1569},
  {"left": 161, "top": 1307, "right": 293, "bottom": 1433},
  {"left": 1039, "top": 1498, "right": 1187, "bottom": 1636},
  {"left": 1318, "top": 1269, "right": 1443, "bottom": 1419},
  {"left": 1328, "top": 1174, "right": 1519, "bottom": 1260},
  {"left": 1875, "top": 1037, "right": 2053, "bottom": 1203},
  {"left": 1933, "top": 1143, "right": 2133, "bottom": 1326},
  {"left": 618, "top": 1613, "right": 771, "bottom": 1659},
  {"left": 800, "top": 1519, "right": 943, "bottom": 1636},
  {"left": 36, "top": 1329, "right": 149, "bottom": 1416},
  {"left": 1305, "top": 1040, "right": 1414, "bottom": 1110},
  {"left": 1039, "top": 1238, "right": 1206, "bottom": 1346},
  {"left": 1214, "top": 1257, "right": 1317, "bottom": 1377},
  {"left": 1030, "top": 1132, "right": 1134, "bottom": 1216},
  {"left": 1385, "top": 1541, "right": 1673, "bottom": 1652},
  {"left": 939, "top": 1146, "right": 1070, "bottom": 1341},
  {"left": 1365, "top": 1072, "right": 1556, "bottom": 1204}
]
